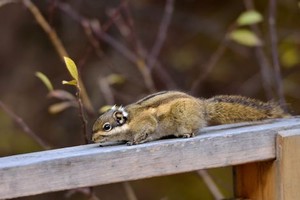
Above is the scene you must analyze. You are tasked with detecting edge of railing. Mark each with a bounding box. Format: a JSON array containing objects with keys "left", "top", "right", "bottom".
[{"left": 1, "top": 117, "right": 300, "bottom": 199}]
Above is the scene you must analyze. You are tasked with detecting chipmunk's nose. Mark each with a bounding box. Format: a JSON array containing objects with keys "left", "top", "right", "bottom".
[{"left": 92, "top": 134, "right": 98, "bottom": 143}]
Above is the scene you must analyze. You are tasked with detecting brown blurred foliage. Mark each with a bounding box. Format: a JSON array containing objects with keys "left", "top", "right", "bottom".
[{"left": 0, "top": 0, "right": 300, "bottom": 199}]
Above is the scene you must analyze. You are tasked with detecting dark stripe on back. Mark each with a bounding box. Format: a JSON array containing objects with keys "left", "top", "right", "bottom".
[
  {"left": 134, "top": 91, "right": 191, "bottom": 109},
  {"left": 136, "top": 91, "right": 169, "bottom": 105},
  {"left": 146, "top": 94, "right": 190, "bottom": 108}
]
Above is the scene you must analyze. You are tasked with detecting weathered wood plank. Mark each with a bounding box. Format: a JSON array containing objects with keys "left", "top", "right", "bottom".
[
  {"left": 0, "top": 117, "right": 300, "bottom": 199},
  {"left": 277, "top": 129, "right": 300, "bottom": 200}
]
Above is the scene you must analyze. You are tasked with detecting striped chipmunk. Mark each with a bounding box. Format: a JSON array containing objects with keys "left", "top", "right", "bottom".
[{"left": 92, "top": 91, "right": 289, "bottom": 145}]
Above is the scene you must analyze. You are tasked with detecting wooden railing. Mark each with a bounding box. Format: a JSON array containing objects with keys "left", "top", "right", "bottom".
[{"left": 1, "top": 117, "right": 300, "bottom": 199}]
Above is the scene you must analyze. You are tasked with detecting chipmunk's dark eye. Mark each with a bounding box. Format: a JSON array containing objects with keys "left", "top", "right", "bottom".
[{"left": 102, "top": 123, "right": 112, "bottom": 131}]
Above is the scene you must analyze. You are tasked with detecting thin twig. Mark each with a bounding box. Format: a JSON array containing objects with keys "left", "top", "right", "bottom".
[
  {"left": 0, "top": 0, "right": 18, "bottom": 7},
  {"left": 91, "top": 20, "right": 138, "bottom": 62},
  {"left": 147, "top": 0, "right": 174, "bottom": 70},
  {"left": 58, "top": 2, "right": 104, "bottom": 58},
  {"left": 190, "top": 37, "right": 228, "bottom": 95},
  {"left": 102, "top": 1, "right": 127, "bottom": 32},
  {"left": 98, "top": 78, "right": 115, "bottom": 105},
  {"left": 76, "top": 87, "right": 89, "bottom": 144},
  {"left": 268, "top": 0, "right": 287, "bottom": 110},
  {"left": 59, "top": 1, "right": 176, "bottom": 90},
  {"left": 243, "top": 0, "right": 274, "bottom": 100},
  {"left": 122, "top": 182, "right": 138, "bottom": 200},
  {"left": 190, "top": 22, "right": 243, "bottom": 95},
  {"left": 90, "top": 20, "right": 156, "bottom": 92},
  {"left": 120, "top": 0, "right": 145, "bottom": 57},
  {"left": 197, "top": 169, "right": 224, "bottom": 200},
  {"left": 121, "top": 1, "right": 177, "bottom": 89},
  {"left": 152, "top": 62, "right": 178, "bottom": 89},
  {"left": 22, "top": 0, "right": 68, "bottom": 58},
  {"left": 60, "top": 2, "right": 155, "bottom": 92},
  {"left": 65, "top": 187, "right": 101, "bottom": 200},
  {"left": 106, "top": 8, "right": 131, "bottom": 44},
  {"left": 0, "top": 100, "right": 50, "bottom": 149}
]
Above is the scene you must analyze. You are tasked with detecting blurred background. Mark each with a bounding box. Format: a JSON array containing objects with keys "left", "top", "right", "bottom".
[{"left": 0, "top": 0, "right": 299, "bottom": 199}]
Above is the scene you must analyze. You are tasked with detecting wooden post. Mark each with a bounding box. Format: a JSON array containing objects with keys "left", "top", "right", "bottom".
[
  {"left": 234, "top": 160, "right": 276, "bottom": 199},
  {"left": 277, "top": 129, "right": 300, "bottom": 199},
  {"left": 234, "top": 128, "right": 300, "bottom": 200}
]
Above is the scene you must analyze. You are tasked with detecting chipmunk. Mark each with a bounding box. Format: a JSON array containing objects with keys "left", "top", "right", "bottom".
[{"left": 92, "top": 91, "right": 289, "bottom": 145}]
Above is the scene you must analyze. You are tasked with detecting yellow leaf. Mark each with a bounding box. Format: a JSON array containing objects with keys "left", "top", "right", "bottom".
[
  {"left": 281, "top": 48, "right": 300, "bottom": 68},
  {"left": 99, "top": 105, "right": 114, "bottom": 113},
  {"left": 62, "top": 80, "right": 77, "bottom": 86},
  {"left": 35, "top": 71, "right": 54, "bottom": 91},
  {"left": 229, "top": 29, "right": 262, "bottom": 47},
  {"left": 63, "top": 57, "right": 79, "bottom": 81},
  {"left": 106, "top": 74, "right": 126, "bottom": 85},
  {"left": 237, "top": 10, "right": 263, "bottom": 26}
]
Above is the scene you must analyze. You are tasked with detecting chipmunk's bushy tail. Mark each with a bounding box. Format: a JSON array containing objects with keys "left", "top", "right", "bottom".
[{"left": 204, "top": 95, "right": 290, "bottom": 125}]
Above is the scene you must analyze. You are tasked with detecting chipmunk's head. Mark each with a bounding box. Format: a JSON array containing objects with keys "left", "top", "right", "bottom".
[{"left": 92, "top": 105, "right": 129, "bottom": 143}]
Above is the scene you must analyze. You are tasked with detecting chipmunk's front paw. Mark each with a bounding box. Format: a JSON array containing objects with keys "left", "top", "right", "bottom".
[
  {"left": 126, "top": 141, "right": 133, "bottom": 146},
  {"left": 126, "top": 141, "right": 136, "bottom": 146},
  {"left": 182, "top": 132, "right": 195, "bottom": 138}
]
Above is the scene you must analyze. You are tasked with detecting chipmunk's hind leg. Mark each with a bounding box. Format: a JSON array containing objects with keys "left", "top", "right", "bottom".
[{"left": 170, "top": 98, "right": 206, "bottom": 138}]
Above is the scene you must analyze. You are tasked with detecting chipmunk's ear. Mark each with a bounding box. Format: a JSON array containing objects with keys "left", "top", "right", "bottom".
[{"left": 113, "top": 106, "right": 128, "bottom": 125}]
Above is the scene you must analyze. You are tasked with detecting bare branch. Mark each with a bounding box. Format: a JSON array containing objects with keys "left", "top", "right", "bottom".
[
  {"left": 102, "top": 1, "right": 126, "bottom": 32},
  {"left": 243, "top": 0, "right": 275, "bottom": 100},
  {"left": 122, "top": 182, "right": 138, "bottom": 200},
  {"left": 89, "top": 21, "right": 156, "bottom": 92},
  {"left": 197, "top": 169, "right": 224, "bottom": 200},
  {"left": 121, "top": 1, "right": 177, "bottom": 89},
  {"left": 0, "top": 0, "right": 18, "bottom": 8},
  {"left": 76, "top": 87, "right": 89, "bottom": 144},
  {"left": 120, "top": 0, "right": 145, "bottom": 57},
  {"left": 268, "top": 0, "right": 287, "bottom": 110},
  {"left": 0, "top": 100, "right": 50, "bottom": 149},
  {"left": 98, "top": 77, "right": 115, "bottom": 105},
  {"left": 190, "top": 37, "right": 228, "bottom": 95},
  {"left": 147, "top": 0, "right": 174, "bottom": 70},
  {"left": 22, "top": 0, "right": 68, "bottom": 59},
  {"left": 90, "top": 20, "right": 138, "bottom": 62},
  {"left": 58, "top": 2, "right": 104, "bottom": 59},
  {"left": 65, "top": 187, "right": 101, "bottom": 200}
]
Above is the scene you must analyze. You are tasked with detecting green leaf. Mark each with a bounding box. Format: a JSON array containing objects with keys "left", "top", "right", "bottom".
[
  {"left": 63, "top": 57, "right": 79, "bottom": 81},
  {"left": 237, "top": 10, "right": 263, "bottom": 26},
  {"left": 229, "top": 29, "right": 262, "bottom": 47},
  {"left": 106, "top": 74, "right": 126, "bottom": 85},
  {"left": 62, "top": 80, "right": 77, "bottom": 86},
  {"left": 35, "top": 71, "right": 54, "bottom": 92}
]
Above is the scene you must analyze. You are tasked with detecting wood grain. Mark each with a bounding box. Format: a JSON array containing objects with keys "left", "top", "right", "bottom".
[
  {"left": 277, "top": 129, "right": 300, "bottom": 200},
  {"left": 234, "top": 161, "right": 276, "bottom": 199},
  {"left": 0, "top": 117, "right": 300, "bottom": 199}
]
